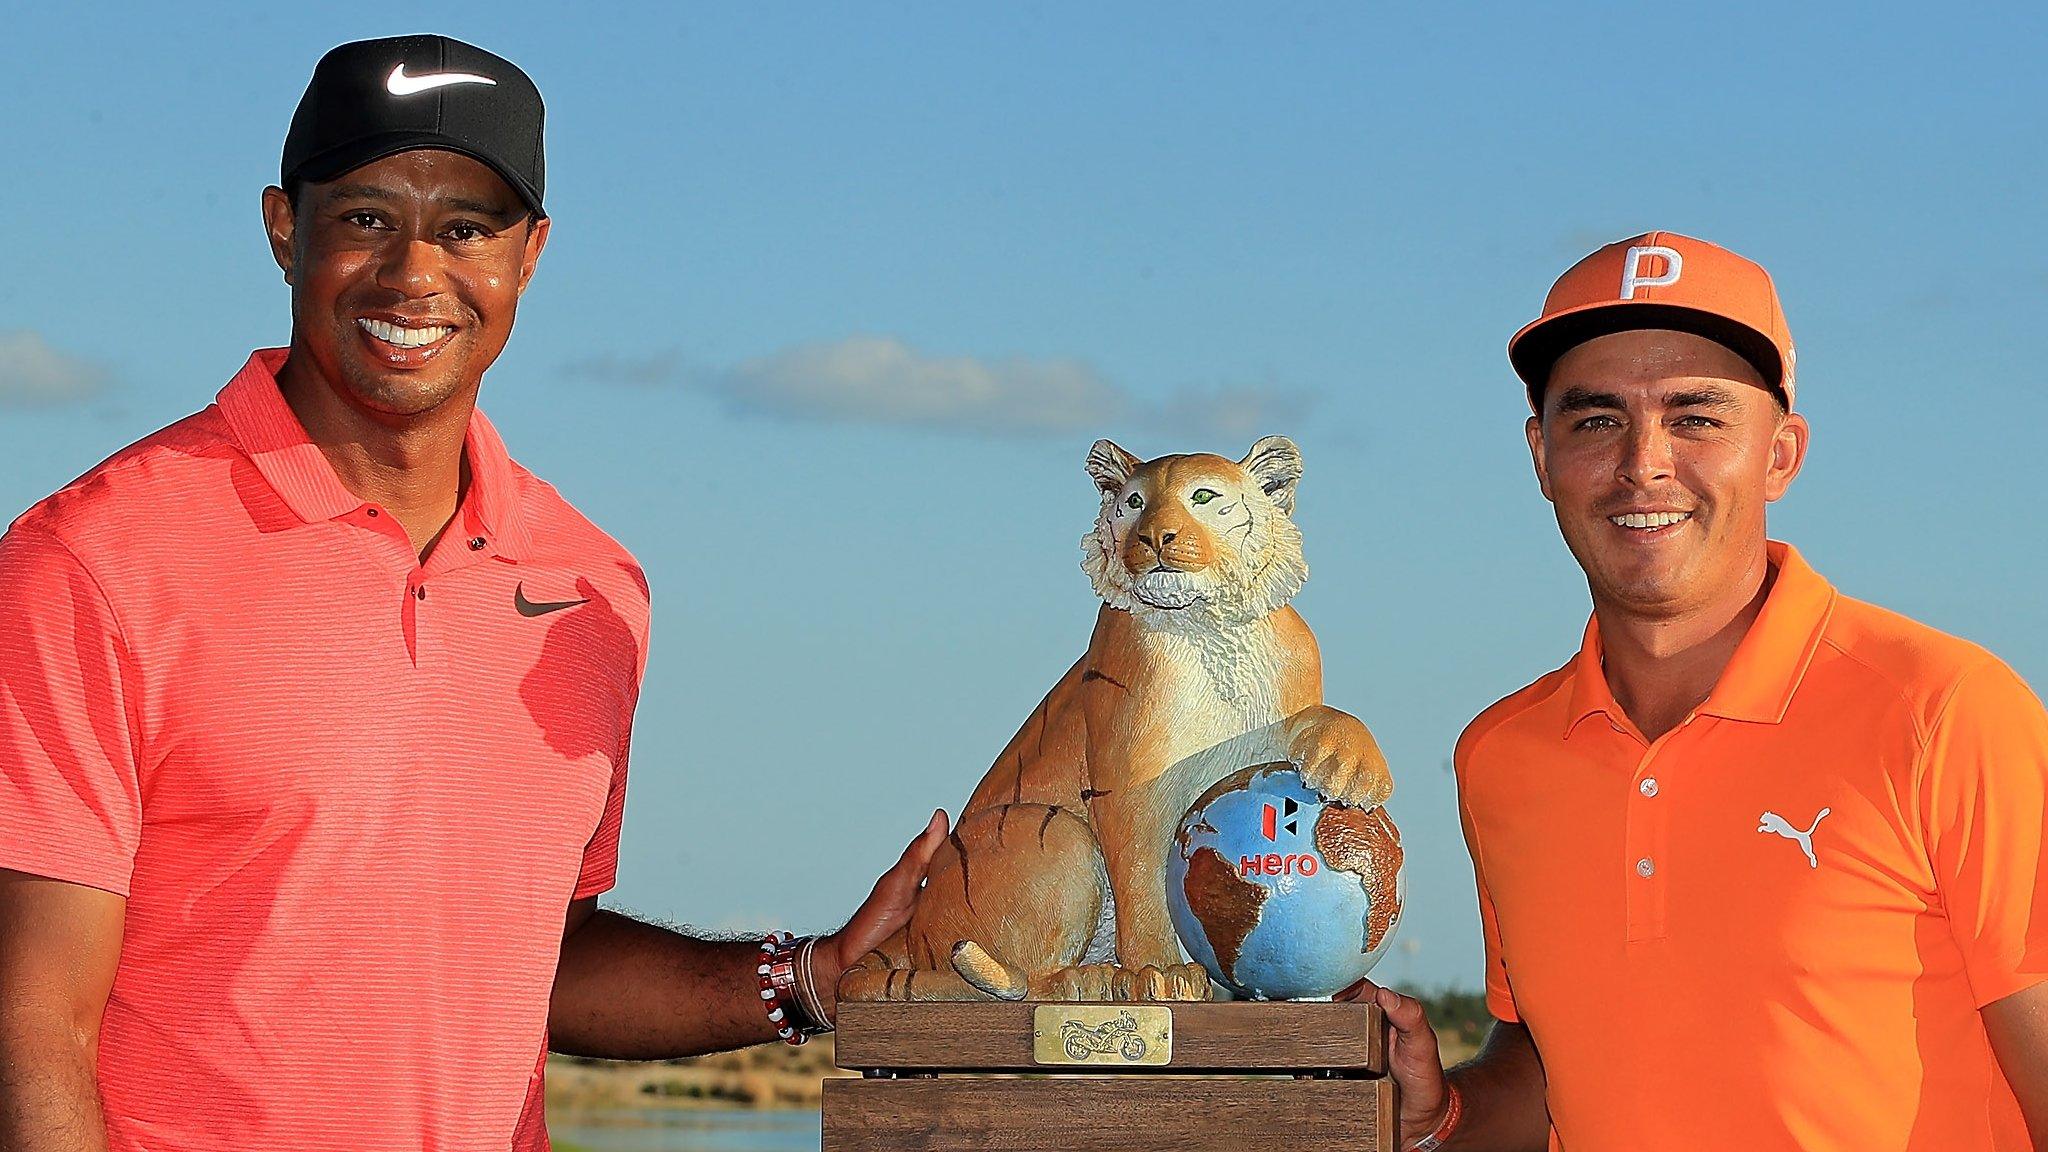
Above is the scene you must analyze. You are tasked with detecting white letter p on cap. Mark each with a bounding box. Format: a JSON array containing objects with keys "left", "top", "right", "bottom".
[{"left": 1620, "top": 245, "right": 1684, "bottom": 299}]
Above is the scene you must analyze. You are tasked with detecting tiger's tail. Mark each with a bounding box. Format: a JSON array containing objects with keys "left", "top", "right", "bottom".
[{"left": 951, "top": 939, "right": 1030, "bottom": 1000}]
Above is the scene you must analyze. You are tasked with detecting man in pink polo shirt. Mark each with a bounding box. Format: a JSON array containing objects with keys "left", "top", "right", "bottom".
[{"left": 0, "top": 36, "right": 944, "bottom": 1151}]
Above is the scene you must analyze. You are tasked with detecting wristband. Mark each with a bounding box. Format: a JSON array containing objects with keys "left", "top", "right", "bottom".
[
  {"left": 1411, "top": 1081, "right": 1463, "bottom": 1152},
  {"left": 794, "top": 934, "right": 835, "bottom": 1032}
]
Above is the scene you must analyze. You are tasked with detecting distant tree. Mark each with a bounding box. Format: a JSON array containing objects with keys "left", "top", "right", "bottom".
[{"left": 1417, "top": 987, "right": 1492, "bottom": 1050}]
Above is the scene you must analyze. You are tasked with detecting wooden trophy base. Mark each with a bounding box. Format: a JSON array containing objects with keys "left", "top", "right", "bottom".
[{"left": 823, "top": 1000, "right": 1394, "bottom": 1152}]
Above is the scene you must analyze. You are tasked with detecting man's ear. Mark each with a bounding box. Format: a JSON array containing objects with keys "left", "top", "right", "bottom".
[
  {"left": 1525, "top": 415, "right": 1555, "bottom": 503},
  {"left": 1239, "top": 435, "right": 1303, "bottom": 515},
  {"left": 261, "top": 186, "right": 297, "bottom": 286},
  {"left": 517, "top": 216, "right": 551, "bottom": 295},
  {"left": 1764, "top": 410, "right": 1809, "bottom": 502},
  {"left": 1087, "top": 439, "right": 1140, "bottom": 493}
]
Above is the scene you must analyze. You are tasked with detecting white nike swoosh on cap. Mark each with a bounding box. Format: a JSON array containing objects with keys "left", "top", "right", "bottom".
[{"left": 385, "top": 64, "right": 497, "bottom": 97}]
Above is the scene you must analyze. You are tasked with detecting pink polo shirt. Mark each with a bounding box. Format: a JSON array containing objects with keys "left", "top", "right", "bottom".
[{"left": 0, "top": 349, "right": 649, "bottom": 1150}]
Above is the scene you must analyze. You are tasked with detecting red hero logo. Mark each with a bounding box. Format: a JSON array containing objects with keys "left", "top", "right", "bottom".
[{"left": 1239, "top": 852, "right": 1319, "bottom": 878}]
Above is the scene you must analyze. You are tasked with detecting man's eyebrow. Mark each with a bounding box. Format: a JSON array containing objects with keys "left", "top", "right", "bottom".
[
  {"left": 320, "top": 185, "right": 520, "bottom": 223},
  {"left": 325, "top": 183, "right": 399, "bottom": 203},
  {"left": 1553, "top": 386, "right": 1626, "bottom": 414},
  {"left": 439, "top": 196, "right": 521, "bottom": 222},
  {"left": 1664, "top": 387, "right": 1740, "bottom": 409}
]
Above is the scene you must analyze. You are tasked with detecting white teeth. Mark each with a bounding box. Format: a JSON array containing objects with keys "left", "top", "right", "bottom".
[
  {"left": 357, "top": 318, "right": 452, "bottom": 348},
  {"left": 1611, "top": 511, "right": 1690, "bottom": 529}
]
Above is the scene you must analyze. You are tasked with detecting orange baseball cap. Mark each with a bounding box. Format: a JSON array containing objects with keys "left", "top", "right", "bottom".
[{"left": 1509, "top": 231, "right": 1795, "bottom": 410}]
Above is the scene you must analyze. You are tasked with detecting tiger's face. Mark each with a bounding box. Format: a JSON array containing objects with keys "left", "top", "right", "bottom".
[{"left": 1081, "top": 436, "right": 1309, "bottom": 626}]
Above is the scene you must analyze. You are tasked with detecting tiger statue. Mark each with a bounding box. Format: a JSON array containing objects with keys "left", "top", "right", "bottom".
[{"left": 837, "top": 436, "right": 1392, "bottom": 1002}]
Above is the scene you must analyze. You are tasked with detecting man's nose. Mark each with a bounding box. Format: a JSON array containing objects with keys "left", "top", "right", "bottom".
[
  {"left": 376, "top": 238, "right": 446, "bottom": 296},
  {"left": 1616, "top": 422, "right": 1675, "bottom": 486}
]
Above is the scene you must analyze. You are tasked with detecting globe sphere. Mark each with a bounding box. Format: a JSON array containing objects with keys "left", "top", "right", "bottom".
[{"left": 1165, "top": 762, "right": 1405, "bottom": 1000}]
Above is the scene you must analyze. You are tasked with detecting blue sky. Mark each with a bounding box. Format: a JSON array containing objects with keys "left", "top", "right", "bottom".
[{"left": 6, "top": 2, "right": 2047, "bottom": 992}]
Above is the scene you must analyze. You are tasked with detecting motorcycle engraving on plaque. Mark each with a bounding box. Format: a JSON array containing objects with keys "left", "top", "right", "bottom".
[{"left": 1032, "top": 1005, "right": 1174, "bottom": 1066}]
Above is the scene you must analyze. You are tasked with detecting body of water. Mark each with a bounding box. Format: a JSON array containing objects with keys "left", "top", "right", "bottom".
[{"left": 552, "top": 1109, "right": 819, "bottom": 1152}]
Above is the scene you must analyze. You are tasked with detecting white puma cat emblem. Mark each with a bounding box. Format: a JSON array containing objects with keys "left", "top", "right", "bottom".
[{"left": 1757, "top": 808, "right": 1830, "bottom": 869}]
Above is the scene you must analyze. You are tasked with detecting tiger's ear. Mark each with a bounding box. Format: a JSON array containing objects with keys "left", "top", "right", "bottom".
[
  {"left": 1240, "top": 436, "right": 1303, "bottom": 514},
  {"left": 1087, "top": 439, "right": 1141, "bottom": 493}
]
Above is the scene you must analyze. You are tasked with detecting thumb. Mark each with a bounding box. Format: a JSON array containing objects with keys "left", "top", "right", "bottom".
[{"left": 1371, "top": 985, "right": 1450, "bottom": 1136}]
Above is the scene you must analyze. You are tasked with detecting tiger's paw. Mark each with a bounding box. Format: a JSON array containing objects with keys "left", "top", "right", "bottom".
[
  {"left": 1035, "top": 962, "right": 1212, "bottom": 1001},
  {"left": 1286, "top": 705, "right": 1393, "bottom": 809}
]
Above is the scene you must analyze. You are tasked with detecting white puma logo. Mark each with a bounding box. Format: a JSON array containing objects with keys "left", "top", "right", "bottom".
[{"left": 1758, "top": 808, "right": 1830, "bottom": 869}]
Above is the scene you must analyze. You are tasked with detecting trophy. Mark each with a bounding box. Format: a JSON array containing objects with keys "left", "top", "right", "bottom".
[{"left": 828, "top": 437, "right": 1403, "bottom": 1152}]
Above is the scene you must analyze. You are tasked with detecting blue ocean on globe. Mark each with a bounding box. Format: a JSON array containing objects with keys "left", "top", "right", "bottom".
[{"left": 1166, "top": 763, "right": 1405, "bottom": 1001}]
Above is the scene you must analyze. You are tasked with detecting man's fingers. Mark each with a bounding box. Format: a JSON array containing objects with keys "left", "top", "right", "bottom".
[
  {"left": 1340, "top": 979, "right": 1436, "bottom": 1045},
  {"left": 870, "top": 810, "right": 943, "bottom": 888},
  {"left": 883, "top": 810, "right": 948, "bottom": 891},
  {"left": 1334, "top": 976, "right": 1381, "bottom": 1003},
  {"left": 838, "top": 811, "right": 951, "bottom": 956},
  {"left": 1375, "top": 984, "right": 1432, "bottom": 1035}
]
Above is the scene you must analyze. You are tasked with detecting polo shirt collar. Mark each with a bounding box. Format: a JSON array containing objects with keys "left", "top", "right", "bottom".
[
  {"left": 1563, "top": 540, "right": 1836, "bottom": 736},
  {"left": 216, "top": 348, "right": 535, "bottom": 561},
  {"left": 460, "top": 402, "right": 535, "bottom": 561}
]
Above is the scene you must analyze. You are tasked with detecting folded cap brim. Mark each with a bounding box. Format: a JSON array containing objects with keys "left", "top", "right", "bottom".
[
  {"left": 1510, "top": 301, "right": 1785, "bottom": 409},
  {"left": 287, "top": 132, "right": 546, "bottom": 218}
]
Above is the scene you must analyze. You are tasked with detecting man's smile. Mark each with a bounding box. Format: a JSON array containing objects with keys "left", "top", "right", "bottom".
[
  {"left": 1607, "top": 509, "right": 1692, "bottom": 535},
  {"left": 354, "top": 315, "right": 458, "bottom": 367}
]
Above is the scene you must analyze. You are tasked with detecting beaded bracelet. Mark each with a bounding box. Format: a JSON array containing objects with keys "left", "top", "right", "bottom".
[{"left": 756, "top": 932, "right": 813, "bottom": 1046}]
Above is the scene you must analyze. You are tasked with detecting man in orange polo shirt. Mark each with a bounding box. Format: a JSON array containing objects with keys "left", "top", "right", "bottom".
[
  {"left": 0, "top": 36, "right": 943, "bottom": 1151},
  {"left": 1354, "top": 234, "right": 2048, "bottom": 1151}
]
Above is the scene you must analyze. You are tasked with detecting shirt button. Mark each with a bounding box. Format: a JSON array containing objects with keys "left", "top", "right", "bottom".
[
  {"left": 414, "top": 586, "right": 427, "bottom": 601},
  {"left": 1636, "top": 857, "right": 1656, "bottom": 878},
  {"left": 1639, "top": 778, "right": 1660, "bottom": 798},
  {"left": 366, "top": 508, "right": 379, "bottom": 518},
  {"left": 468, "top": 537, "right": 487, "bottom": 551}
]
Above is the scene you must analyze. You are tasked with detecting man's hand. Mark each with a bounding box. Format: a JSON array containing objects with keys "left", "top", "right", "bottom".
[
  {"left": 1338, "top": 977, "right": 1553, "bottom": 1151},
  {"left": 549, "top": 810, "right": 949, "bottom": 1059},
  {"left": 1339, "top": 977, "right": 1451, "bottom": 1148},
  {"left": 815, "top": 810, "right": 949, "bottom": 1023}
]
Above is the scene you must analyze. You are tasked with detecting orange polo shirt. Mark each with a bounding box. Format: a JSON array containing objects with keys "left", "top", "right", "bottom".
[
  {"left": 1457, "top": 541, "right": 2047, "bottom": 1151},
  {"left": 0, "top": 350, "right": 649, "bottom": 1151}
]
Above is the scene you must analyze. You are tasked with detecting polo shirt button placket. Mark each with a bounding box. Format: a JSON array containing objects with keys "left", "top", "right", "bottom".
[
  {"left": 1625, "top": 727, "right": 1681, "bottom": 942},
  {"left": 402, "top": 572, "right": 432, "bottom": 669}
]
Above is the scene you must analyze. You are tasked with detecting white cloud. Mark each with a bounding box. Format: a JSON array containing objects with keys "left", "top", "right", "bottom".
[
  {"left": 564, "top": 335, "right": 1309, "bottom": 441},
  {"left": 0, "top": 331, "right": 106, "bottom": 405}
]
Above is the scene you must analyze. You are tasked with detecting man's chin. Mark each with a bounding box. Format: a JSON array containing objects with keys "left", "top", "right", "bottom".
[
  {"left": 1589, "top": 564, "right": 1705, "bottom": 619},
  {"left": 336, "top": 360, "right": 473, "bottom": 419}
]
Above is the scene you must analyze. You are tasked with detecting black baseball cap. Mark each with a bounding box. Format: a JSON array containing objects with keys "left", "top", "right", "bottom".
[{"left": 281, "top": 35, "right": 546, "bottom": 217}]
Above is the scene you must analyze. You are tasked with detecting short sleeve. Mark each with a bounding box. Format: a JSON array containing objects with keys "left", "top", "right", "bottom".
[
  {"left": 0, "top": 525, "right": 143, "bottom": 896},
  {"left": 571, "top": 604, "right": 646, "bottom": 902},
  {"left": 1455, "top": 731, "right": 1520, "bottom": 1022},
  {"left": 1461, "top": 798, "right": 1521, "bottom": 1022},
  {"left": 570, "top": 725, "right": 629, "bottom": 900},
  {"left": 1921, "top": 658, "right": 2048, "bottom": 1007}
]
